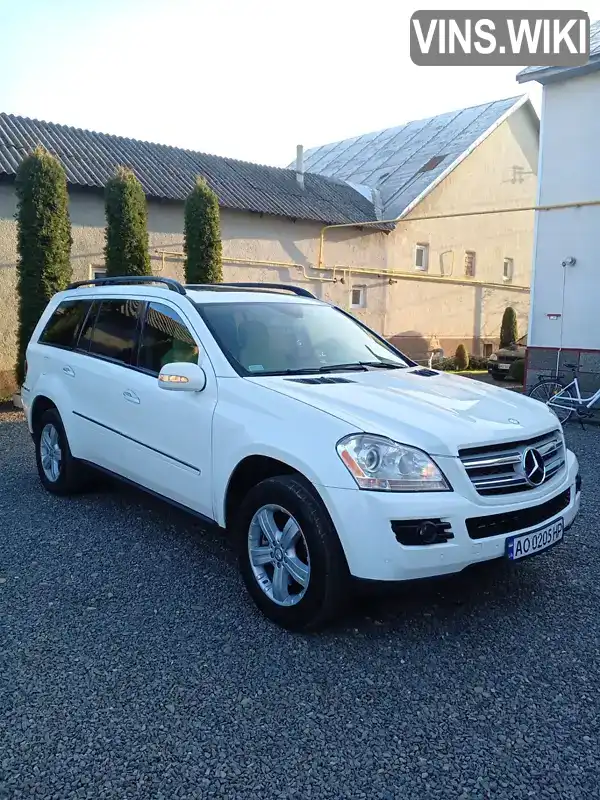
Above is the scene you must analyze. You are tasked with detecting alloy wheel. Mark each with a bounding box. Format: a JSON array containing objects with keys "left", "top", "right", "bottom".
[
  {"left": 39, "top": 423, "right": 62, "bottom": 483},
  {"left": 248, "top": 504, "right": 311, "bottom": 606}
]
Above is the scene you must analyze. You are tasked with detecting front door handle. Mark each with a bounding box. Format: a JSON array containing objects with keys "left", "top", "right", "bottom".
[{"left": 123, "top": 389, "right": 140, "bottom": 404}]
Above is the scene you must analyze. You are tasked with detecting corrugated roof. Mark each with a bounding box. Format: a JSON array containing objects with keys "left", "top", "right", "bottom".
[
  {"left": 295, "top": 96, "right": 528, "bottom": 220},
  {"left": 0, "top": 113, "right": 379, "bottom": 227},
  {"left": 517, "top": 20, "right": 600, "bottom": 84}
]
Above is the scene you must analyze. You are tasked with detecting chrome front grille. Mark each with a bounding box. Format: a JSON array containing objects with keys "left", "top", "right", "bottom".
[{"left": 459, "top": 430, "right": 565, "bottom": 496}]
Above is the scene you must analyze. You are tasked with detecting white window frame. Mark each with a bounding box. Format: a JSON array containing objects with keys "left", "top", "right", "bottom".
[
  {"left": 415, "top": 243, "right": 429, "bottom": 271},
  {"left": 350, "top": 286, "right": 366, "bottom": 308},
  {"left": 89, "top": 264, "right": 107, "bottom": 281},
  {"left": 503, "top": 257, "right": 514, "bottom": 282},
  {"left": 464, "top": 251, "right": 476, "bottom": 278}
]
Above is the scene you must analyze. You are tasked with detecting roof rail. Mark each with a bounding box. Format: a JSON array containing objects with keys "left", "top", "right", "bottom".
[
  {"left": 67, "top": 276, "right": 187, "bottom": 295},
  {"left": 184, "top": 282, "right": 317, "bottom": 299}
]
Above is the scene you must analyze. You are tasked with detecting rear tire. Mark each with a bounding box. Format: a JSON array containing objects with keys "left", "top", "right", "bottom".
[
  {"left": 235, "top": 475, "right": 350, "bottom": 631},
  {"left": 528, "top": 379, "right": 574, "bottom": 423},
  {"left": 34, "top": 408, "right": 91, "bottom": 495}
]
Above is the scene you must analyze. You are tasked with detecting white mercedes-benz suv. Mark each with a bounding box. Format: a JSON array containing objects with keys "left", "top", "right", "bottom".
[{"left": 22, "top": 277, "right": 581, "bottom": 630}]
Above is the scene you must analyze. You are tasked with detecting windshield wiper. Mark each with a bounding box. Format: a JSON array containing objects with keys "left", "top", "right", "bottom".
[
  {"left": 266, "top": 363, "right": 369, "bottom": 375},
  {"left": 357, "top": 361, "right": 406, "bottom": 369},
  {"left": 263, "top": 361, "right": 406, "bottom": 376}
]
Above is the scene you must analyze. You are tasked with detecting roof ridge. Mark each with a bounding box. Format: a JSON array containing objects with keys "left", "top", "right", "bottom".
[
  {"left": 303, "top": 95, "right": 526, "bottom": 153},
  {"left": 0, "top": 111, "right": 293, "bottom": 174},
  {"left": 299, "top": 94, "right": 534, "bottom": 221}
]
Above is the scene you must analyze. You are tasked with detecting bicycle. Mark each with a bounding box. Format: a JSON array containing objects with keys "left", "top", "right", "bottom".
[{"left": 527, "top": 362, "right": 600, "bottom": 426}]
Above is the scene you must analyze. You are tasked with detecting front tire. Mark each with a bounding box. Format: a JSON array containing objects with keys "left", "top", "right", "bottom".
[
  {"left": 34, "top": 408, "right": 90, "bottom": 495},
  {"left": 235, "top": 475, "right": 350, "bottom": 631},
  {"left": 528, "top": 379, "right": 574, "bottom": 423}
]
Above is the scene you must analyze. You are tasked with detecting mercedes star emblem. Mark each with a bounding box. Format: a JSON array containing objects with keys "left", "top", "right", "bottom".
[{"left": 522, "top": 448, "right": 546, "bottom": 487}]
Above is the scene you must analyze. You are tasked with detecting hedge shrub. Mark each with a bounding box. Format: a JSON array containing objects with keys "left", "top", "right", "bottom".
[
  {"left": 454, "top": 344, "right": 469, "bottom": 370},
  {"left": 15, "top": 146, "right": 72, "bottom": 386},
  {"left": 104, "top": 166, "right": 150, "bottom": 277},
  {"left": 508, "top": 358, "right": 525, "bottom": 384},
  {"left": 432, "top": 354, "right": 488, "bottom": 371},
  {"left": 184, "top": 177, "right": 223, "bottom": 285},
  {"left": 500, "top": 307, "right": 518, "bottom": 348}
]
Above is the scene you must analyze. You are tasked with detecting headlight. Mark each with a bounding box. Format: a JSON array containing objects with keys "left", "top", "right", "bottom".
[
  {"left": 488, "top": 353, "right": 498, "bottom": 362},
  {"left": 336, "top": 434, "right": 450, "bottom": 492}
]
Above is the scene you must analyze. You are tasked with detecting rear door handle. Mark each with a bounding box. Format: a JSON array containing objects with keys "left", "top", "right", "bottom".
[
  {"left": 62, "top": 366, "right": 75, "bottom": 377},
  {"left": 123, "top": 389, "right": 140, "bottom": 404}
]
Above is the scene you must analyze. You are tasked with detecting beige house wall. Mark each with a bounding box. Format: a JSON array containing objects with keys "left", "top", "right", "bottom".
[
  {"left": 384, "top": 105, "right": 537, "bottom": 356},
  {"left": 0, "top": 110, "right": 537, "bottom": 396}
]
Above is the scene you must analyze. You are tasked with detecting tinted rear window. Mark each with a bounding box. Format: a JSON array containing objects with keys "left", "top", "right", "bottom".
[
  {"left": 39, "top": 300, "right": 92, "bottom": 348},
  {"left": 79, "top": 299, "right": 142, "bottom": 365}
]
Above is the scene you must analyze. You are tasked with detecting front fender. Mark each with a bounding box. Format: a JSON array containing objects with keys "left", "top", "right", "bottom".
[{"left": 210, "top": 382, "right": 358, "bottom": 527}]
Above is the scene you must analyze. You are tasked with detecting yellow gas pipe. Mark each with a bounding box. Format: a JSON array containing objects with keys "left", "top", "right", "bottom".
[
  {"left": 156, "top": 249, "right": 524, "bottom": 292},
  {"left": 318, "top": 198, "right": 600, "bottom": 282},
  {"left": 156, "top": 250, "right": 338, "bottom": 284},
  {"left": 155, "top": 197, "right": 600, "bottom": 294}
]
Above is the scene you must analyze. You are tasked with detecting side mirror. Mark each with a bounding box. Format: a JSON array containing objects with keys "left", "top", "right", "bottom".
[{"left": 158, "top": 362, "right": 207, "bottom": 392}]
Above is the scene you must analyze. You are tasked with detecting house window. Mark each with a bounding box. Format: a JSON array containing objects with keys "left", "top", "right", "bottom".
[
  {"left": 464, "top": 251, "right": 476, "bottom": 277},
  {"left": 415, "top": 244, "right": 429, "bottom": 271},
  {"left": 503, "top": 257, "right": 514, "bottom": 281},
  {"left": 90, "top": 265, "right": 107, "bottom": 281},
  {"left": 350, "top": 286, "right": 366, "bottom": 308},
  {"left": 484, "top": 343, "right": 494, "bottom": 358}
]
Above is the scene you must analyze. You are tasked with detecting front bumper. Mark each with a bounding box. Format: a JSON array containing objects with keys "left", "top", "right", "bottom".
[
  {"left": 487, "top": 363, "right": 514, "bottom": 378},
  {"left": 318, "top": 449, "right": 581, "bottom": 581}
]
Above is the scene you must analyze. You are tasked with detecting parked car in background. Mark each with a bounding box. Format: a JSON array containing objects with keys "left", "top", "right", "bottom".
[
  {"left": 22, "top": 279, "right": 579, "bottom": 631},
  {"left": 488, "top": 335, "right": 527, "bottom": 381}
]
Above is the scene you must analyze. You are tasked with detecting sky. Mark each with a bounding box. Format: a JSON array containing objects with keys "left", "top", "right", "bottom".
[{"left": 1, "top": 0, "right": 598, "bottom": 167}]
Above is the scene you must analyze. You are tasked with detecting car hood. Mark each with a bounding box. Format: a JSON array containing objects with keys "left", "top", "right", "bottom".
[
  {"left": 495, "top": 345, "right": 526, "bottom": 359},
  {"left": 249, "top": 367, "right": 559, "bottom": 456}
]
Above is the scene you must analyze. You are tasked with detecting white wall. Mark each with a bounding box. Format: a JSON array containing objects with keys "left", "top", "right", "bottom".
[{"left": 530, "top": 70, "right": 600, "bottom": 350}]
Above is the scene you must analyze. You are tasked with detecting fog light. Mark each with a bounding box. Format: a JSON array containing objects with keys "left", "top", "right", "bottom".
[
  {"left": 418, "top": 521, "right": 441, "bottom": 544},
  {"left": 391, "top": 519, "right": 453, "bottom": 546}
]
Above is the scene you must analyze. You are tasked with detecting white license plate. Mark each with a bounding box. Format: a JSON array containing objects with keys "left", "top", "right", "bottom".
[
  {"left": 506, "top": 518, "right": 564, "bottom": 561},
  {"left": 498, "top": 363, "right": 511, "bottom": 370}
]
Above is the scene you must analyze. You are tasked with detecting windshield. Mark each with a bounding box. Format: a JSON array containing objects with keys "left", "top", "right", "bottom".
[{"left": 196, "top": 301, "right": 412, "bottom": 375}]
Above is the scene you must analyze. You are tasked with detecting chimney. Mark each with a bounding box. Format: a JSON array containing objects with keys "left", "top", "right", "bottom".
[{"left": 296, "top": 144, "right": 304, "bottom": 189}]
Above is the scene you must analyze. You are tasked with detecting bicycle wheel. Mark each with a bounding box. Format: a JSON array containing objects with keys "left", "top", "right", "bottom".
[{"left": 528, "top": 379, "right": 575, "bottom": 423}]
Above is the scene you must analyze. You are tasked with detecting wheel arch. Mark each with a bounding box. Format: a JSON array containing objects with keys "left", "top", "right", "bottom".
[
  {"left": 30, "top": 395, "right": 59, "bottom": 434},
  {"left": 223, "top": 454, "right": 324, "bottom": 530}
]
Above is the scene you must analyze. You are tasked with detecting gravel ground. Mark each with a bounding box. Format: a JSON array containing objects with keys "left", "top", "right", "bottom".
[{"left": 1, "top": 407, "right": 600, "bottom": 800}]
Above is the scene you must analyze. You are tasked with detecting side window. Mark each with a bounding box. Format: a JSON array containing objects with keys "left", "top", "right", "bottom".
[
  {"left": 138, "top": 302, "right": 199, "bottom": 375},
  {"left": 78, "top": 299, "right": 142, "bottom": 365},
  {"left": 77, "top": 302, "right": 100, "bottom": 352},
  {"left": 38, "top": 300, "right": 92, "bottom": 349}
]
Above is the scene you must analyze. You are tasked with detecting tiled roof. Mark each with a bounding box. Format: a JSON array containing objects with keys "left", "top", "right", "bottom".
[
  {"left": 0, "top": 113, "right": 379, "bottom": 227},
  {"left": 517, "top": 20, "right": 600, "bottom": 83},
  {"left": 295, "top": 96, "right": 529, "bottom": 220}
]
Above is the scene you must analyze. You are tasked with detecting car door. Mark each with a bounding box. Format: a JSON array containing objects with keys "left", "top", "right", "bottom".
[
  {"left": 33, "top": 296, "right": 95, "bottom": 401},
  {"left": 65, "top": 296, "right": 146, "bottom": 475},
  {"left": 114, "top": 299, "right": 217, "bottom": 520}
]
